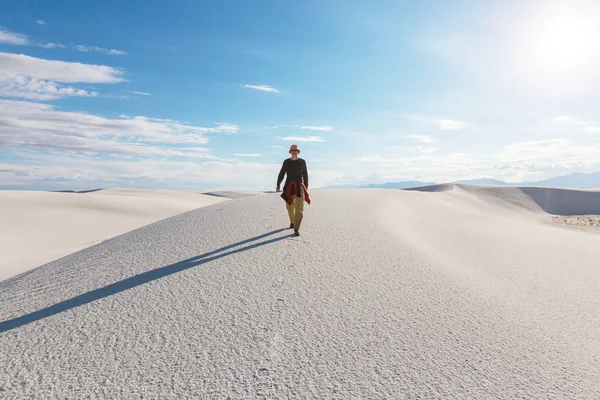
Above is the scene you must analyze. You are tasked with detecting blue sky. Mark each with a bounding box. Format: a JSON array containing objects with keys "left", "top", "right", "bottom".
[{"left": 1, "top": 0, "right": 600, "bottom": 190}]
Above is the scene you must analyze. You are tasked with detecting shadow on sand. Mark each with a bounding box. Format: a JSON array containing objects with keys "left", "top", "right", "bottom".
[{"left": 1, "top": 228, "right": 291, "bottom": 333}]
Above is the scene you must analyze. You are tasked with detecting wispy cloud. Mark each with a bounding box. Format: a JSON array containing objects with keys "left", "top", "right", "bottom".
[
  {"left": 554, "top": 114, "right": 600, "bottom": 133},
  {"left": 0, "top": 52, "right": 123, "bottom": 99},
  {"left": 133, "top": 91, "right": 151, "bottom": 96},
  {"left": 0, "top": 27, "right": 60, "bottom": 49},
  {"left": 0, "top": 156, "right": 286, "bottom": 191},
  {"left": 0, "top": 52, "right": 124, "bottom": 83},
  {"left": 411, "top": 116, "right": 466, "bottom": 130},
  {"left": 234, "top": 153, "right": 262, "bottom": 157},
  {"left": 243, "top": 84, "right": 279, "bottom": 93},
  {"left": 0, "top": 100, "right": 239, "bottom": 157},
  {"left": 36, "top": 20, "right": 46, "bottom": 25},
  {"left": 281, "top": 136, "right": 326, "bottom": 142},
  {"left": 300, "top": 125, "right": 333, "bottom": 131},
  {"left": 390, "top": 144, "right": 438, "bottom": 153},
  {"left": 74, "top": 45, "right": 126, "bottom": 55},
  {"left": 0, "top": 99, "right": 249, "bottom": 190},
  {"left": 0, "top": 77, "right": 99, "bottom": 100},
  {"left": 439, "top": 119, "right": 465, "bottom": 130},
  {"left": 262, "top": 124, "right": 333, "bottom": 131},
  {"left": 389, "top": 145, "right": 410, "bottom": 151},
  {"left": 418, "top": 146, "right": 438, "bottom": 153},
  {"left": 39, "top": 42, "right": 65, "bottom": 49},
  {"left": 0, "top": 27, "right": 125, "bottom": 54},
  {"left": 408, "top": 134, "right": 435, "bottom": 143},
  {"left": 554, "top": 115, "right": 579, "bottom": 123},
  {"left": 0, "top": 28, "right": 29, "bottom": 45},
  {"left": 498, "top": 139, "right": 600, "bottom": 171}
]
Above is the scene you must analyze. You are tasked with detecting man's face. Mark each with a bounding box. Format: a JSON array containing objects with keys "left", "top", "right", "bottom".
[{"left": 289, "top": 145, "right": 299, "bottom": 155}]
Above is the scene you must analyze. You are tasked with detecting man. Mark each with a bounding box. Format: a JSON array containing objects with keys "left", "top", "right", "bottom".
[{"left": 276, "top": 144, "right": 310, "bottom": 236}]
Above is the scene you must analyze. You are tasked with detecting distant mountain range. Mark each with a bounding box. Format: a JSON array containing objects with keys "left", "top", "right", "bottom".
[{"left": 325, "top": 172, "right": 600, "bottom": 189}]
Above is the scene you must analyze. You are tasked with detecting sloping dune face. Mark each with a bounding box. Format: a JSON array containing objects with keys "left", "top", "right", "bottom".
[
  {"left": 0, "top": 188, "right": 254, "bottom": 281},
  {"left": 407, "top": 183, "right": 600, "bottom": 216},
  {"left": 410, "top": 183, "right": 600, "bottom": 233},
  {"left": 516, "top": 186, "right": 600, "bottom": 215},
  {"left": 1, "top": 188, "right": 599, "bottom": 398}
]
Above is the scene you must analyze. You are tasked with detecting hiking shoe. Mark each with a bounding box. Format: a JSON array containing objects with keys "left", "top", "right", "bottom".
[
  {"left": 294, "top": 229, "right": 300, "bottom": 236},
  {"left": 289, "top": 223, "right": 294, "bottom": 229}
]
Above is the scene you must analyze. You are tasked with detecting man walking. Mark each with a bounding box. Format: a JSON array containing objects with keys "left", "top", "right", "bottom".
[{"left": 276, "top": 144, "right": 310, "bottom": 236}]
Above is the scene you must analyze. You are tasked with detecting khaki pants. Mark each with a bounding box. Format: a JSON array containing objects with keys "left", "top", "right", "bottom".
[{"left": 286, "top": 185, "right": 305, "bottom": 229}]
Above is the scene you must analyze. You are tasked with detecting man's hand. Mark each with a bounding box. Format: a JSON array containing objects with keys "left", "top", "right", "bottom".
[{"left": 276, "top": 186, "right": 280, "bottom": 192}]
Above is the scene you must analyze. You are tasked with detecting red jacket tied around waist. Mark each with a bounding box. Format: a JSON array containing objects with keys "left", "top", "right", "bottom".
[{"left": 281, "top": 179, "right": 311, "bottom": 205}]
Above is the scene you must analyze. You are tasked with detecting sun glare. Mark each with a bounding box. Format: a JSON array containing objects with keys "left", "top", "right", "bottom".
[{"left": 524, "top": 7, "right": 600, "bottom": 76}]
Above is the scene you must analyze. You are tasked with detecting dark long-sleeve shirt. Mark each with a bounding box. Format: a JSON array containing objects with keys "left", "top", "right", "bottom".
[{"left": 277, "top": 158, "right": 308, "bottom": 189}]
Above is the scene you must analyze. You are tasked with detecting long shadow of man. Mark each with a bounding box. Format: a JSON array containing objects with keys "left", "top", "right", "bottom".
[{"left": 1, "top": 228, "right": 290, "bottom": 332}]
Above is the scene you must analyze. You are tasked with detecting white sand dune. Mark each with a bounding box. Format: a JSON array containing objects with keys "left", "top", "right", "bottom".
[
  {"left": 1, "top": 186, "right": 600, "bottom": 398},
  {"left": 406, "top": 183, "right": 600, "bottom": 215},
  {"left": 0, "top": 188, "right": 257, "bottom": 282},
  {"left": 202, "top": 190, "right": 263, "bottom": 199}
]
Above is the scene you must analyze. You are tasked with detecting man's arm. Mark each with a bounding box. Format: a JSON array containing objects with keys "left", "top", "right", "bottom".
[
  {"left": 303, "top": 160, "right": 308, "bottom": 188},
  {"left": 276, "top": 159, "right": 287, "bottom": 190}
]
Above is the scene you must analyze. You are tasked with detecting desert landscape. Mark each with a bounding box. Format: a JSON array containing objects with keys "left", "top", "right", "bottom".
[{"left": 1, "top": 184, "right": 599, "bottom": 398}]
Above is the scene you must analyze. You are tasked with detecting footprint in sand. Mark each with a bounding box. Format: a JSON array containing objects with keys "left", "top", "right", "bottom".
[{"left": 257, "top": 368, "right": 270, "bottom": 377}]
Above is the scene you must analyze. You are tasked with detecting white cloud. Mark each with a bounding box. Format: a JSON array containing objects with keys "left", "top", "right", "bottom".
[
  {"left": 0, "top": 156, "right": 282, "bottom": 191},
  {"left": 0, "top": 76, "right": 99, "bottom": 100},
  {"left": 499, "top": 139, "right": 600, "bottom": 164},
  {"left": 439, "top": 119, "right": 465, "bottom": 130},
  {"left": 408, "top": 134, "right": 435, "bottom": 143},
  {"left": 39, "top": 42, "right": 65, "bottom": 49},
  {"left": 36, "top": 20, "right": 46, "bottom": 25},
  {"left": 418, "top": 146, "right": 438, "bottom": 153},
  {"left": 0, "top": 28, "right": 123, "bottom": 55},
  {"left": 281, "top": 136, "right": 326, "bottom": 142},
  {"left": 1, "top": 154, "right": 344, "bottom": 190},
  {"left": 300, "top": 126, "right": 333, "bottom": 131},
  {"left": 234, "top": 153, "right": 262, "bottom": 157},
  {"left": 243, "top": 84, "right": 279, "bottom": 93},
  {"left": 554, "top": 115, "right": 575, "bottom": 122},
  {"left": 410, "top": 115, "right": 466, "bottom": 130},
  {"left": 0, "top": 100, "right": 239, "bottom": 157},
  {"left": 554, "top": 113, "right": 600, "bottom": 132},
  {"left": 73, "top": 45, "right": 93, "bottom": 52},
  {"left": 5, "top": 134, "right": 212, "bottom": 159},
  {"left": 0, "top": 52, "right": 124, "bottom": 83},
  {"left": 0, "top": 28, "right": 61, "bottom": 49},
  {"left": 350, "top": 136, "right": 600, "bottom": 184},
  {"left": 0, "top": 52, "right": 123, "bottom": 99},
  {"left": 133, "top": 91, "right": 151, "bottom": 96},
  {"left": 261, "top": 124, "right": 337, "bottom": 133},
  {"left": 389, "top": 144, "right": 438, "bottom": 154},
  {"left": 554, "top": 114, "right": 586, "bottom": 126},
  {"left": 271, "top": 145, "right": 283, "bottom": 148},
  {"left": 0, "top": 28, "right": 29, "bottom": 45},
  {"left": 74, "top": 45, "right": 126, "bottom": 55},
  {"left": 355, "top": 155, "right": 432, "bottom": 165}
]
